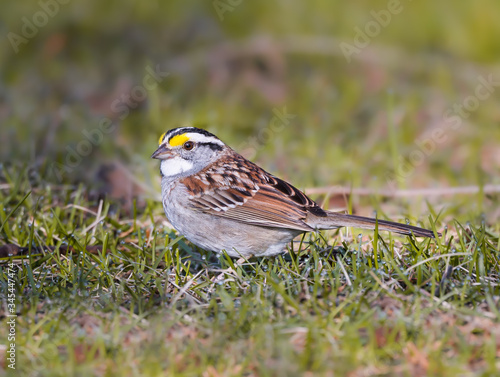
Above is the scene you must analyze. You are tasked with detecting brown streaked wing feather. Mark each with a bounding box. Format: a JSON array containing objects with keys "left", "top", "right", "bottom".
[
  {"left": 214, "top": 186, "right": 314, "bottom": 231},
  {"left": 264, "top": 175, "right": 327, "bottom": 218},
  {"left": 189, "top": 187, "right": 254, "bottom": 212},
  {"left": 181, "top": 152, "right": 325, "bottom": 231}
]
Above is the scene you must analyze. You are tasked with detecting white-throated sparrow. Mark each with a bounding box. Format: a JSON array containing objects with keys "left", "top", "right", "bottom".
[{"left": 152, "top": 127, "right": 437, "bottom": 257}]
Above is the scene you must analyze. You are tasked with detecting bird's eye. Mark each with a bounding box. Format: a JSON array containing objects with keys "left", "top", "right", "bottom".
[{"left": 183, "top": 141, "right": 195, "bottom": 150}]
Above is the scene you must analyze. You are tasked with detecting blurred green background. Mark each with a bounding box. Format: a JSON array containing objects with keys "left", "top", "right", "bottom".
[{"left": 1, "top": 0, "right": 499, "bottom": 219}]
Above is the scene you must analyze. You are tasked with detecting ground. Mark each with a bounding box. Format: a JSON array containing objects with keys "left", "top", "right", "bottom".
[{"left": 1, "top": 1, "right": 500, "bottom": 376}]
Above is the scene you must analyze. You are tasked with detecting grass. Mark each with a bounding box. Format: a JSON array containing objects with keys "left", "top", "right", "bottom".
[
  {"left": 0, "top": 166, "right": 499, "bottom": 376},
  {"left": 1, "top": 0, "right": 500, "bottom": 375}
]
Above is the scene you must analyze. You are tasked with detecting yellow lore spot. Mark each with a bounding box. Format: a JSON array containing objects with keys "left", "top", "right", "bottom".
[
  {"left": 169, "top": 134, "right": 190, "bottom": 147},
  {"left": 158, "top": 132, "right": 166, "bottom": 146}
]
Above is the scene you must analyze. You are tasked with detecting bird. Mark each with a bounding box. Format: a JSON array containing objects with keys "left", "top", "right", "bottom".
[{"left": 152, "top": 127, "right": 437, "bottom": 258}]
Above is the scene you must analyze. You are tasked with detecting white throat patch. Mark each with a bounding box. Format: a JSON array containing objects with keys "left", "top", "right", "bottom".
[{"left": 161, "top": 157, "right": 193, "bottom": 177}]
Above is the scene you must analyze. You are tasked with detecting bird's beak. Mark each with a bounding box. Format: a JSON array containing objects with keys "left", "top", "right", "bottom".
[{"left": 151, "top": 144, "right": 173, "bottom": 160}]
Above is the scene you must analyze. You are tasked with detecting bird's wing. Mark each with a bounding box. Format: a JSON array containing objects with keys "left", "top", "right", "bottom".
[{"left": 180, "top": 154, "right": 326, "bottom": 232}]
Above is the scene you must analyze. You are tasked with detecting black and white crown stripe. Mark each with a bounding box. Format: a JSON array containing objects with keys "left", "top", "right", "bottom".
[{"left": 162, "top": 127, "right": 225, "bottom": 147}]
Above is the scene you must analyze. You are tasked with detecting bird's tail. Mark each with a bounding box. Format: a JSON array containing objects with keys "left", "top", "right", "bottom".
[{"left": 312, "top": 211, "right": 438, "bottom": 238}]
